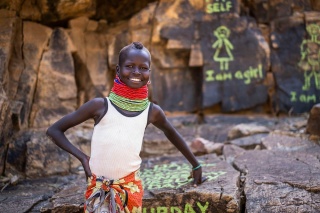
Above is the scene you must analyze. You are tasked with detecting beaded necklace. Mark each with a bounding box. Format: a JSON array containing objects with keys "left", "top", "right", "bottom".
[{"left": 109, "top": 76, "right": 149, "bottom": 112}]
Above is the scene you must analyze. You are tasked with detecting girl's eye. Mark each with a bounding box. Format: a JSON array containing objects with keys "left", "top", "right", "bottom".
[
  {"left": 126, "top": 65, "right": 133, "bottom": 68},
  {"left": 140, "top": 67, "right": 149, "bottom": 71}
]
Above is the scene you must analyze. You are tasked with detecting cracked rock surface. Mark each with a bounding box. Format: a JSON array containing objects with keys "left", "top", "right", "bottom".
[
  {"left": 1, "top": 114, "right": 319, "bottom": 213},
  {"left": 234, "top": 132, "right": 320, "bottom": 212}
]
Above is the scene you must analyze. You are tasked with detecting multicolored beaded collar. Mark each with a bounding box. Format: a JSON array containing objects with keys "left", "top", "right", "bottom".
[{"left": 108, "top": 76, "right": 149, "bottom": 112}]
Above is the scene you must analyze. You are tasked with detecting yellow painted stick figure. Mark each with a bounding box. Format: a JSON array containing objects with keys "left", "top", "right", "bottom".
[
  {"left": 299, "top": 23, "right": 320, "bottom": 90},
  {"left": 212, "top": 26, "right": 234, "bottom": 70}
]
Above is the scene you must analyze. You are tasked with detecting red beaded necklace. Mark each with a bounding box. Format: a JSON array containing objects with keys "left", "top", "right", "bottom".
[
  {"left": 111, "top": 76, "right": 148, "bottom": 99},
  {"left": 108, "top": 76, "right": 149, "bottom": 111}
]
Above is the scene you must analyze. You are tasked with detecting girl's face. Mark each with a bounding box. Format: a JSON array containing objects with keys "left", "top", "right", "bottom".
[{"left": 117, "top": 48, "right": 151, "bottom": 89}]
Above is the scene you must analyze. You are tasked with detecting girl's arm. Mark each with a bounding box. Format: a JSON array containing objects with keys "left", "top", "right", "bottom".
[
  {"left": 148, "top": 104, "right": 206, "bottom": 186},
  {"left": 46, "top": 98, "right": 105, "bottom": 178}
]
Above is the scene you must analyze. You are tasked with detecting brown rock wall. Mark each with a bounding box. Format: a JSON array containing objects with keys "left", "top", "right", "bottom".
[
  {"left": 0, "top": 10, "right": 20, "bottom": 175},
  {"left": 306, "top": 103, "right": 320, "bottom": 136},
  {"left": 25, "top": 130, "right": 70, "bottom": 178},
  {"left": 13, "top": 21, "right": 52, "bottom": 130},
  {"left": 20, "top": 0, "right": 96, "bottom": 23},
  {"left": 271, "top": 12, "right": 320, "bottom": 113},
  {"left": 29, "top": 28, "right": 77, "bottom": 128},
  {"left": 234, "top": 132, "right": 320, "bottom": 212},
  {"left": 0, "top": 0, "right": 319, "bottom": 130}
]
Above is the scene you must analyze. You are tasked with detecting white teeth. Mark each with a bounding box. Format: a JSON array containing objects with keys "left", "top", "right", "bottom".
[{"left": 130, "top": 78, "right": 141, "bottom": 82}]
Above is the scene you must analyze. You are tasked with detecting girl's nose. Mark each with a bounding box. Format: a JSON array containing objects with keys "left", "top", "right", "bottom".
[{"left": 132, "top": 67, "right": 141, "bottom": 74}]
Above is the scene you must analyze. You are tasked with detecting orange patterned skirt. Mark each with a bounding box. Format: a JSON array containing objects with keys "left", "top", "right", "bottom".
[{"left": 84, "top": 170, "right": 143, "bottom": 213}]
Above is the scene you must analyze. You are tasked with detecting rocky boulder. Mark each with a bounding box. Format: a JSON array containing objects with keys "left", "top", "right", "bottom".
[
  {"left": 227, "top": 123, "right": 270, "bottom": 140},
  {"left": 69, "top": 17, "right": 110, "bottom": 103},
  {"left": 200, "top": 16, "right": 269, "bottom": 112},
  {"left": 20, "top": 0, "right": 96, "bottom": 23},
  {"left": 0, "top": 175, "right": 83, "bottom": 213},
  {"left": 37, "top": 154, "right": 240, "bottom": 213},
  {"left": 29, "top": 28, "right": 77, "bottom": 128},
  {"left": 234, "top": 132, "right": 320, "bottom": 212},
  {"left": 0, "top": 114, "right": 319, "bottom": 213},
  {"left": 306, "top": 103, "right": 320, "bottom": 136},
  {"left": 14, "top": 21, "right": 52, "bottom": 129},
  {"left": 271, "top": 12, "right": 320, "bottom": 113},
  {"left": 0, "top": 10, "right": 21, "bottom": 174}
]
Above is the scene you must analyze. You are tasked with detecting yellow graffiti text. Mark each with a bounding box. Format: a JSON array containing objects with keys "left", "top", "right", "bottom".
[
  {"left": 206, "top": 1, "right": 233, "bottom": 13},
  {"left": 234, "top": 65, "right": 263, "bottom": 84},
  {"left": 298, "top": 23, "right": 320, "bottom": 90},
  {"left": 205, "top": 64, "right": 263, "bottom": 84},
  {"left": 206, "top": 70, "right": 232, "bottom": 81},
  {"left": 143, "top": 202, "right": 209, "bottom": 213},
  {"left": 290, "top": 91, "right": 317, "bottom": 103},
  {"left": 141, "top": 162, "right": 225, "bottom": 190}
]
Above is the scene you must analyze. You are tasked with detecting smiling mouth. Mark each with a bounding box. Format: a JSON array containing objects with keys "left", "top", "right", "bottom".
[{"left": 130, "top": 78, "right": 142, "bottom": 82}]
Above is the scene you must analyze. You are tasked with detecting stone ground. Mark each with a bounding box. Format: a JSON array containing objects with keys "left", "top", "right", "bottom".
[{"left": 1, "top": 114, "right": 320, "bottom": 213}]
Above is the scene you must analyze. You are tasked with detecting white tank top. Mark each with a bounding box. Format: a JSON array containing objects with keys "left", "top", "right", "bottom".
[{"left": 89, "top": 98, "right": 151, "bottom": 180}]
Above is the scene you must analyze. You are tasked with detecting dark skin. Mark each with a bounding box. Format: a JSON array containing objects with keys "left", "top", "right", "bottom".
[{"left": 46, "top": 47, "right": 206, "bottom": 187}]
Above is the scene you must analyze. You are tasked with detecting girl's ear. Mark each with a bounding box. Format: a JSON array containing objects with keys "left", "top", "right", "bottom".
[{"left": 116, "top": 65, "right": 120, "bottom": 75}]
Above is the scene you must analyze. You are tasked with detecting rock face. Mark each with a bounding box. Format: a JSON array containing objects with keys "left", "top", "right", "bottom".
[
  {"left": 234, "top": 132, "right": 320, "bottom": 212},
  {"left": 1, "top": 0, "right": 320, "bottom": 211},
  {"left": 15, "top": 21, "right": 52, "bottom": 129},
  {"left": 20, "top": 0, "right": 96, "bottom": 23},
  {"left": 69, "top": 17, "right": 111, "bottom": 103},
  {"left": 201, "top": 16, "right": 269, "bottom": 112},
  {"left": 1, "top": 114, "right": 317, "bottom": 213},
  {"left": 0, "top": 175, "right": 84, "bottom": 213},
  {"left": 0, "top": 0, "right": 319, "bottom": 116},
  {"left": 96, "top": 0, "right": 157, "bottom": 23},
  {"left": 306, "top": 103, "right": 320, "bottom": 136},
  {"left": 271, "top": 12, "right": 320, "bottom": 113},
  {"left": 5, "top": 121, "right": 93, "bottom": 177},
  {"left": 150, "top": 0, "right": 202, "bottom": 112},
  {"left": 29, "top": 28, "right": 77, "bottom": 128},
  {"left": 29, "top": 154, "right": 241, "bottom": 213},
  {"left": 0, "top": 10, "right": 20, "bottom": 174},
  {"left": 25, "top": 130, "right": 70, "bottom": 178},
  {"left": 141, "top": 155, "right": 240, "bottom": 213}
]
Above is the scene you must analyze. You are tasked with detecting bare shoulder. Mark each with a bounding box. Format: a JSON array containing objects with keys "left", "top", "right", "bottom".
[
  {"left": 47, "top": 97, "right": 106, "bottom": 131},
  {"left": 88, "top": 97, "right": 105, "bottom": 108},
  {"left": 149, "top": 103, "right": 167, "bottom": 125},
  {"left": 83, "top": 97, "right": 106, "bottom": 116}
]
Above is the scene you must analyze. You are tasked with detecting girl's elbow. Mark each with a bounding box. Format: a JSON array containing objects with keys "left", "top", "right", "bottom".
[
  {"left": 46, "top": 126, "right": 53, "bottom": 137},
  {"left": 46, "top": 125, "right": 58, "bottom": 138}
]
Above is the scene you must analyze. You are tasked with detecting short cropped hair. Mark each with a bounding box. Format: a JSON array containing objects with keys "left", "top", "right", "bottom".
[{"left": 118, "top": 42, "right": 151, "bottom": 66}]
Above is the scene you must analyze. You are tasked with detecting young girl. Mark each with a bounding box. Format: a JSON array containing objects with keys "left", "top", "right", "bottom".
[{"left": 46, "top": 42, "right": 206, "bottom": 213}]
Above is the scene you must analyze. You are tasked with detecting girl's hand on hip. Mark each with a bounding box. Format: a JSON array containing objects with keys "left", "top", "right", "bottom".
[{"left": 81, "top": 155, "right": 92, "bottom": 179}]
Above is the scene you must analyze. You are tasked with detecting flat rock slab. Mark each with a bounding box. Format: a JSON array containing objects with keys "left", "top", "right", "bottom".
[
  {"left": 40, "top": 176, "right": 86, "bottom": 213},
  {"left": 228, "top": 133, "right": 268, "bottom": 149},
  {"left": 0, "top": 175, "right": 82, "bottom": 213},
  {"left": 141, "top": 154, "right": 240, "bottom": 213},
  {"left": 3, "top": 154, "right": 240, "bottom": 213},
  {"left": 262, "top": 131, "right": 318, "bottom": 151},
  {"left": 234, "top": 133, "right": 320, "bottom": 212}
]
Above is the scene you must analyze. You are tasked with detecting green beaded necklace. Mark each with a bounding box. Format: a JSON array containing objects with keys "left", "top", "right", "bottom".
[{"left": 109, "top": 92, "right": 149, "bottom": 111}]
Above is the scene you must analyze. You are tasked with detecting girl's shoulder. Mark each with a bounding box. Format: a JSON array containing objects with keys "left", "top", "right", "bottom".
[
  {"left": 86, "top": 97, "right": 106, "bottom": 111},
  {"left": 149, "top": 103, "right": 167, "bottom": 124},
  {"left": 83, "top": 97, "right": 107, "bottom": 123}
]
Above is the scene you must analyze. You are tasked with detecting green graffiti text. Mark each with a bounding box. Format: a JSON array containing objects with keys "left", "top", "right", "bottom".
[
  {"left": 206, "top": 0, "right": 233, "bottom": 13},
  {"left": 143, "top": 202, "right": 209, "bottom": 213},
  {"left": 290, "top": 91, "right": 317, "bottom": 103},
  {"left": 298, "top": 23, "right": 320, "bottom": 90},
  {"left": 205, "top": 64, "right": 263, "bottom": 84},
  {"left": 141, "top": 162, "right": 225, "bottom": 190}
]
